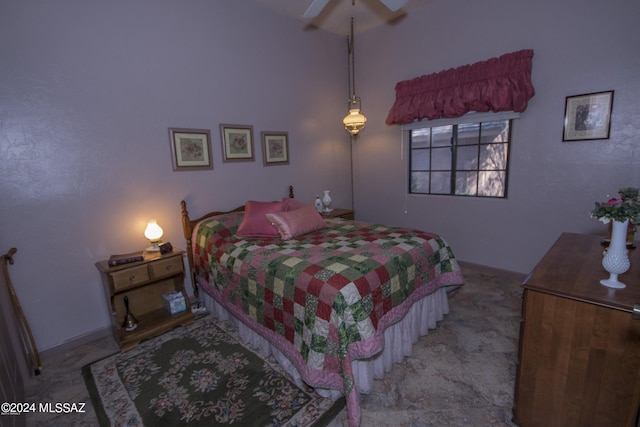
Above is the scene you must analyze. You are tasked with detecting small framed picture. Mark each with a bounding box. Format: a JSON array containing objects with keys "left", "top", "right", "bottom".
[
  {"left": 262, "top": 132, "right": 289, "bottom": 166},
  {"left": 169, "top": 128, "right": 212, "bottom": 171},
  {"left": 220, "top": 124, "right": 254, "bottom": 162},
  {"left": 563, "top": 90, "right": 614, "bottom": 141}
]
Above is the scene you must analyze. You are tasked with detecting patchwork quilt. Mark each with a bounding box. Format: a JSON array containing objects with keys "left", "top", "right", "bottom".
[{"left": 192, "top": 212, "right": 464, "bottom": 425}]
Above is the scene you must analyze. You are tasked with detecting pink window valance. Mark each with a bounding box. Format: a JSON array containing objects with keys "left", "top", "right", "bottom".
[{"left": 385, "top": 49, "right": 535, "bottom": 125}]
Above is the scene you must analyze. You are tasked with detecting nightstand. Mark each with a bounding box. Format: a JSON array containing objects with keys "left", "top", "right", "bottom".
[
  {"left": 321, "top": 208, "right": 355, "bottom": 220},
  {"left": 96, "top": 249, "right": 194, "bottom": 351}
]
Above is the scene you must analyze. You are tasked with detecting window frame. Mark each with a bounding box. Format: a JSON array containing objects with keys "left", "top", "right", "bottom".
[{"left": 404, "top": 111, "right": 519, "bottom": 198}]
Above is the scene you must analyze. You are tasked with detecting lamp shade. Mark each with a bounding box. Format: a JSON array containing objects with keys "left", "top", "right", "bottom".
[
  {"left": 144, "top": 219, "right": 163, "bottom": 244},
  {"left": 343, "top": 108, "right": 367, "bottom": 136}
]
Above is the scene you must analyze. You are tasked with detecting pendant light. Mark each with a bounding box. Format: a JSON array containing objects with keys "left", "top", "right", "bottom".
[{"left": 343, "top": 17, "right": 367, "bottom": 137}]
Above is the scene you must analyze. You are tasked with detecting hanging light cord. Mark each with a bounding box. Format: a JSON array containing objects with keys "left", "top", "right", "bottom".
[
  {"left": 342, "top": 14, "right": 366, "bottom": 137},
  {"left": 347, "top": 17, "right": 356, "bottom": 103},
  {"left": 347, "top": 11, "right": 357, "bottom": 209}
]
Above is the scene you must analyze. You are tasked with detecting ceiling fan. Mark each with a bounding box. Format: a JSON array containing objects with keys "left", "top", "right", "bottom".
[{"left": 303, "top": 0, "right": 408, "bottom": 18}]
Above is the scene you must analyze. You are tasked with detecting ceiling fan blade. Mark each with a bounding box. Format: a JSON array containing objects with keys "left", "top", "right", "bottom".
[
  {"left": 379, "top": 0, "right": 408, "bottom": 12},
  {"left": 303, "top": 0, "right": 331, "bottom": 18}
]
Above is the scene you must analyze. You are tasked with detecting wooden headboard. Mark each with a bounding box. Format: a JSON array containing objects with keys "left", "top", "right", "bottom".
[{"left": 180, "top": 185, "right": 295, "bottom": 297}]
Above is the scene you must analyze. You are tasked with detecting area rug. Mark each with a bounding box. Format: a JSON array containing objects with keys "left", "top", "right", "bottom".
[{"left": 82, "top": 315, "right": 344, "bottom": 426}]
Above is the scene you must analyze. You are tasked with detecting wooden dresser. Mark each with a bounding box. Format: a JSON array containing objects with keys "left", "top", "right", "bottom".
[{"left": 513, "top": 232, "right": 640, "bottom": 427}]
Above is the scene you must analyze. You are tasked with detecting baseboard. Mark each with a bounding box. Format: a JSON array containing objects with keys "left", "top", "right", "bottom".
[
  {"left": 458, "top": 260, "right": 527, "bottom": 282},
  {"left": 39, "top": 326, "right": 113, "bottom": 359}
]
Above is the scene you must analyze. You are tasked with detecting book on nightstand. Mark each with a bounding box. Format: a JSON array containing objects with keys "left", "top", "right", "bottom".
[{"left": 108, "top": 251, "right": 144, "bottom": 267}]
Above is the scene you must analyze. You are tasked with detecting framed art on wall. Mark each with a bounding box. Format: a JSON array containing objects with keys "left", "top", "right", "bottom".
[
  {"left": 262, "top": 132, "right": 289, "bottom": 166},
  {"left": 562, "top": 90, "right": 614, "bottom": 141},
  {"left": 169, "top": 128, "right": 212, "bottom": 171},
  {"left": 220, "top": 124, "right": 254, "bottom": 162}
]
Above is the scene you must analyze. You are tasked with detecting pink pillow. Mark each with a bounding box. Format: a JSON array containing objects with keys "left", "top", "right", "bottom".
[
  {"left": 266, "top": 204, "right": 327, "bottom": 240},
  {"left": 281, "top": 197, "right": 308, "bottom": 211},
  {"left": 236, "top": 200, "right": 285, "bottom": 237}
]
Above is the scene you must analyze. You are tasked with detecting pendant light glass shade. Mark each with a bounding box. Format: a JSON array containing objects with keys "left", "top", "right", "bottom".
[{"left": 343, "top": 98, "right": 367, "bottom": 136}]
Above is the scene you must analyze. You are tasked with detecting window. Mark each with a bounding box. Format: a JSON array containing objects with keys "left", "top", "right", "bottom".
[{"left": 407, "top": 113, "right": 515, "bottom": 198}]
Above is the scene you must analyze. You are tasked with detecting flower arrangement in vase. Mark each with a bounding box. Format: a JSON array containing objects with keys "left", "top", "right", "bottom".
[
  {"left": 590, "top": 187, "right": 640, "bottom": 225},
  {"left": 590, "top": 187, "right": 639, "bottom": 288}
]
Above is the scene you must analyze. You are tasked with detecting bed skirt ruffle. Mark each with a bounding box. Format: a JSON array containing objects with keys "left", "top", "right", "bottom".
[{"left": 199, "top": 286, "right": 449, "bottom": 402}]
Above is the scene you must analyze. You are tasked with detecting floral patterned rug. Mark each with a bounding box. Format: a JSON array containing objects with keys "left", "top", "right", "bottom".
[{"left": 82, "top": 316, "right": 344, "bottom": 426}]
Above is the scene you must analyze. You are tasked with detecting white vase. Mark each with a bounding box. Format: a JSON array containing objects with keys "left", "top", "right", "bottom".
[
  {"left": 314, "top": 196, "right": 323, "bottom": 212},
  {"left": 322, "top": 190, "right": 332, "bottom": 212},
  {"left": 600, "top": 219, "right": 630, "bottom": 288}
]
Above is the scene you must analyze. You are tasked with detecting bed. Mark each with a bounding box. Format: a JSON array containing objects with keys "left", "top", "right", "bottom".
[{"left": 180, "top": 187, "right": 464, "bottom": 426}]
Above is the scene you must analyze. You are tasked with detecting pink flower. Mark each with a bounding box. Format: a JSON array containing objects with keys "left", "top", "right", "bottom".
[{"left": 603, "top": 198, "right": 620, "bottom": 206}]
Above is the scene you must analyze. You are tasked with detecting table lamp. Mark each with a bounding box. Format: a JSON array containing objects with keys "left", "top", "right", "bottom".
[{"left": 144, "top": 219, "right": 163, "bottom": 251}]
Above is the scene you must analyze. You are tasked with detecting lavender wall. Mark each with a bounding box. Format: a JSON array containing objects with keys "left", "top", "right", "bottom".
[
  {"left": 353, "top": 0, "right": 640, "bottom": 274},
  {"left": 0, "top": 1, "right": 350, "bottom": 350},
  {"left": 2, "top": 0, "right": 639, "bottom": 352}
]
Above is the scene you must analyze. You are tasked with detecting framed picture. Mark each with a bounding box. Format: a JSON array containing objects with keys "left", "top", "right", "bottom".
[
  {"left": 563, "top": 90, "right": 614, "bottom": 141},
  {"left": 262, "top": 132, "right": 289, "bottom": 165},
  {"left": 220, "top": 124, "right": 254, "bottom": 162},
  {"left": 169, "top": 128, "right": 212, "bottom": 171}
]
